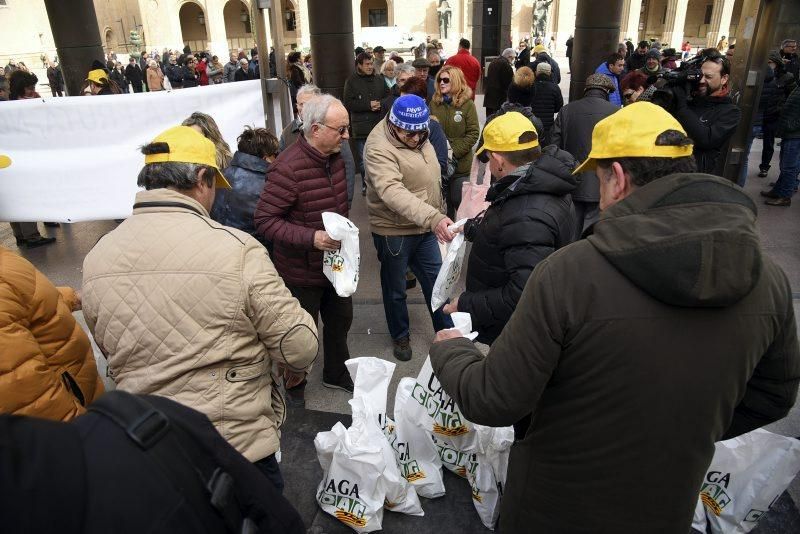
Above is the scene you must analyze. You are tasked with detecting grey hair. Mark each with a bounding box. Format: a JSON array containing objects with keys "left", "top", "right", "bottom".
[
  {"left": 395, "top": 63, "right": 416, "bottom": 77},
  {"left": 301, "top": 94, "right": 341, "bottom": 136},
  {"left": 782, "top": 39, "right": 798, "bottom": 47},
  {"left": 137, "top": 161, "right": 215, "bottom": 191},
  {"left": 296, "top": 83, "right": 322, "bottom": 100},
  {"left": 381, "top": 59, "right": 397, "bottom": 75},
  {"left": 502, "top": 48, "right": 516, "bottom": 58}
]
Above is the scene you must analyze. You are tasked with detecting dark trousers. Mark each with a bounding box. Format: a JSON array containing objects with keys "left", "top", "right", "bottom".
[
  {"left": 132, "top": 83, "right": 143, "bottom": 93},
  {"left": 372, "top": 232, "right": 454, "bottom": 340},
  {"left": 287, "top": 285, "right": 352, "bottom": 383},
  {"left": 253, "top": 454, "right": 284, "bottom": 493},
  {"left": 50, "top": 88, "right": 63, "bottom": 97},
  {"left": 760, "top": 119, "right": 777, "bottom": 171},
  {"left": 10, "top": 222, "right": 42, "bottom": 241}
]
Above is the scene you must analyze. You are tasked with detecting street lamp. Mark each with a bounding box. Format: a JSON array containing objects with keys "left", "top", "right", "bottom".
[
  {"left": 197, "top": 13, "right": 205, "bottom": 25},
  {"left": 240, "top": 9, "right": 249, "bottom": 22}
]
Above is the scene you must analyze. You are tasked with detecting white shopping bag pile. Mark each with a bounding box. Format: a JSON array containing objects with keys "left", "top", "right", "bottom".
[
  {"left": 322, "top": 212, "right": 360, "bottom": 297},
  {"left": 314, "top": 339, "right": 512, "bottom": 531},
  {"left": 692, "top": 429, "right": 800, "bottom": 533},
  {"left": 430, "top": 219, "right": 468, "bottom": 311}
]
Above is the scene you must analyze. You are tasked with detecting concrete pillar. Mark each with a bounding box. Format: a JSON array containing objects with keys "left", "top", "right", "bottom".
[
  {"left": 620, "top": 0, "right": 642, "bottom": 43},
  {"left": 661, "top": 0, "right": 688, "bottom": 49},
  {"left": 308, "top": 0, "right": 354, "bottom": 99},
  {"left": 569, "top": 0, "right": 624, "bottom": 102},
  {"left": 42, "top": 0, "right": 105, "bottom": 97},
  {"left": 706, "top": 0, "right": 736, "bottom": 49},
  {"left": 206, "top": 0, "right": 230, "bottom": 61}
]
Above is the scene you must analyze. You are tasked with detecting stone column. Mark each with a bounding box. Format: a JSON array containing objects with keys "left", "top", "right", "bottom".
[
  {"left": 620, "top": 0, "right": 642, "bottom": 43},
  {"left": 206, "top": 0, "right": 230, "bottom": 61},
  {"left": 706, "top": 0, "right": 736, "bottom": 49},
  {"left": 569, "top": 0, "right": 625, "bottom": 102},
  {"left": 661, "top": 0, "right": 688, "bottom": 49},
  {"left": 42, "top": 0, "right": 105, "bottom": 96}
]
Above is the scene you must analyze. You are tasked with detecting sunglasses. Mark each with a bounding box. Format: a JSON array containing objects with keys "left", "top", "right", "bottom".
[
  {"left": 319, "top": 123, "right": 349, "bottom": 136},
  {"left": 438, "top": 77, "right": 450, "bottom": 84}
]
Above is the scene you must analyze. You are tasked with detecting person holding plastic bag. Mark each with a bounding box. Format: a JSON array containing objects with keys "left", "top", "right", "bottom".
[
  {"left": 443, "top": 112, "right": 577, "bottom": 356},
  {"left": 255, "top": 95, "right": 354, "bottom": 395},
  {"left": 364, "top": 95, "right": 455, "bottom": 362},
  {"left": 428, "top": 103, "right": 800, "bottom": 532}
]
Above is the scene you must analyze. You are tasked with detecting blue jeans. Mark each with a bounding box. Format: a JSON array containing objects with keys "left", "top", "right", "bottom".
[
  {"left": 772, "top": 138, "right": 800, "bottom": 199},
  {"left": 353, "top": 138, "right": 367, "bottom": 186},
  {"left": 372, "top": 232, "right": 454, "bottom": 340}
]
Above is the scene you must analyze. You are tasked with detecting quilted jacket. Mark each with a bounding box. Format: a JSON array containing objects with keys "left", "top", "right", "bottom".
[
  {"left": 254, "top": 134, "right": 349, "bottom": 287},
  {"left": 0, "top": 247, "right": 103, "bottom": 420},
  {"left": 82, "top": 188, "right": 318, "bottom": 462}
]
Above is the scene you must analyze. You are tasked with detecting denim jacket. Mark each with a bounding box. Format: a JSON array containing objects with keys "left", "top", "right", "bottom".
[{"left": 210, "top": 151, "right": 269, "bottom": 239}]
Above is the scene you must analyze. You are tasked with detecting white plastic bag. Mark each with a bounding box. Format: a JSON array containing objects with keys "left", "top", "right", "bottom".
[
  {"left": 345, "top": 357, "right": 395, "bottom": 429},
  {"left": 322, "top": 212, "right": 360, "bottom": 297},
  {"left": 430, "top": 219, "right": 468, "bottom": 311},
  {"left": 467, "top": 427, "right": 514, "bottom": 530},
  {"left": 315, "top": 408, "right": 386, "bottom": 532},
  {"left": 697, "top": 429, "right": 800, "bottom": 533},
  {"left": 390, "top": 377, "right": 446, "bottom": 498}
]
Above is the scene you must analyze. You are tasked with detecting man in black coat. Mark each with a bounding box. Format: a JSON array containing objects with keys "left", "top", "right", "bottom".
[
  {"left": 46, "top": 61, "right": 65, "bottom": 97},
  {"left": 483, "top": 48, "right": 515, "bottom": 116},
  {"left": 565, "top": 36, "right": 573, "bottom": 73},
  {"left": 670, "top": 50, "right": 741, "bottom": 176},
  {"left": 530, "top": 63, "right": 563, "bottom": 145},
  {"left": 124, "top": 57, "right": 144, "bottom": 93},
  {"left": 443, "top": 112, "right": 577, "bottom": 346},
  {"left": 515, "top": 40, "right": 530, "bottom": 70},
  {"left": 625, "top": 40, "right": 650, "bottom": 72},
  {"left": 551, "top": 74, "right": 620, "bottom": 236},
  {"left": 780, "top": 39, "right": 799, "bottom": 81},
  {"left": 530, "top": 50, "right": 561, "bottom": 85}
]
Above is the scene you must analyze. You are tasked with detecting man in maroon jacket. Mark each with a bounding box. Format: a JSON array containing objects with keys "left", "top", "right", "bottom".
[
  {"left": 445, "top": 38, "right": 482, "bottom": 98},
  {"left": 255, "top": 94, "right": 354, "bottom": 394}
]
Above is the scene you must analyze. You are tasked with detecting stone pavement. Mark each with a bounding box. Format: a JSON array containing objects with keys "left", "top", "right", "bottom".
[{"left": 3, "top": 59, "right": 799, "bottom": 530}]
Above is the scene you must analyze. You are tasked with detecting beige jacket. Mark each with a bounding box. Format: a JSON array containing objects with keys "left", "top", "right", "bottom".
[
  {"left": 82, "top": 188, "right": 318, "bottom": 462},
  {"left": 364, "top": 119, "right": 446, "bottom": 236},
  {"left": 146, "top": 66, "right": 164, "bottom": 91}
]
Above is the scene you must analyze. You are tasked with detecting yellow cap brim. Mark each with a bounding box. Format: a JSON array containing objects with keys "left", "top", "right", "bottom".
[
  {"left": 215, "top": 170, "right": 231, "bottom": 189},
  {"left": 0, "top": 155, "right": 11, "bottom": 169},
  {"left": 573, "top": 157, "right": 596, "bottom": 175},
  {"left": 476, "top": 138, "right": 539, "bottom": 156}
]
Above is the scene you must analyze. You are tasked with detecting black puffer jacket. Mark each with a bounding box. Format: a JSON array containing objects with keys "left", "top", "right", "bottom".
[
  {"left": 483, "top": 56, "right": 514, "bottom": 111},
  {"left": 458, "top": 146, "right": 578, "bottom": 344},
  {"left": 550, "top": 89, "right": 619, "bottom": 202},
  {"left": 758, "top": 66, "right": 782, "bottom": 123},
  {"left": 530, "top": 78, "right": 563, "bottom": 144}
]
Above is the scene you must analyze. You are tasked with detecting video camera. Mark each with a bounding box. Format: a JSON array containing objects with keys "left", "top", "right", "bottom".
[{"left": 650, "top": 50, "right": 717, "bottom": 112}]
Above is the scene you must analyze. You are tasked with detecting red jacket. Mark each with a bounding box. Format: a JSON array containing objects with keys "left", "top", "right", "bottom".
[
  {"left": 197, "top": 59, "right": 209, "bottom": 86},
  {"left": 254, "top": 135, "right": 349, "bottom": 287},
  {"left": 445, "top": 49, "right": 482, "bottom": 98}
]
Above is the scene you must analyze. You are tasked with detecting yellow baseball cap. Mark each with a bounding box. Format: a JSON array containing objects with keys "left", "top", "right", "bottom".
[
  {"left": 144, "top": 126, "right": 230, "bottom": 188},
  {"left": 573, "top": 101, "right": 694, "bottom": 174},
  {"left": 533, "top": 44, "right": 547, "bottom": 54},
  {"left": 85, "top": 69, "right": 109, "bottom": 85},
  {"left": 476, "top": 112, "right": 539, "bottom": 156},
  {"left": 0, "top": 155, "right": 11, "bottom": 169}
]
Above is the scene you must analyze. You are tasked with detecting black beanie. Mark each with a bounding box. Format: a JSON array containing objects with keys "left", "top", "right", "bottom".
[{"left": 507, "top": 83, "right": 533, "bottom": 107}]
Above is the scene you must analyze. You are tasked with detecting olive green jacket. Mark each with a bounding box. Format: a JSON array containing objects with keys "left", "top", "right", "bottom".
[{"left": 429, "top": 98, "right": 480, "bottom": 175}]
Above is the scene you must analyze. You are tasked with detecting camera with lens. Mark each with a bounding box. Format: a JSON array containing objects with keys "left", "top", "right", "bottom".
[{"left": 650, "top": 52, "right": 713, "bottom": 112}]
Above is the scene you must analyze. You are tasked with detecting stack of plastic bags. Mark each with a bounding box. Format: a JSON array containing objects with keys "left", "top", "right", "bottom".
[{"left": 314, "top": 313, "right": 513, "bottom": 531}]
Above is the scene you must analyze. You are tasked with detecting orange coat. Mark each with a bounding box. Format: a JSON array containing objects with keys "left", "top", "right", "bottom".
[{"left": 0, "top": 247, "right": 103, "bottom": 420}]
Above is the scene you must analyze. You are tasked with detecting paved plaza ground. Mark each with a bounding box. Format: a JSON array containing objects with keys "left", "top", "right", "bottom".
[{"left": 6, "top": 59, "right": 800, "bottom": 531}]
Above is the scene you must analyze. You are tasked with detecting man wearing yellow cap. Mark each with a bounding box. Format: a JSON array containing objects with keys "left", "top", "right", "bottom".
[
  {"left": 441, "top": 111, "right": 576, "bottom": 349},
  {"left": 82, "top": 125, "right": 319, "bottom": 491},
  {"left": 429, "top": 102, "right": 800, "bottom": 531}
]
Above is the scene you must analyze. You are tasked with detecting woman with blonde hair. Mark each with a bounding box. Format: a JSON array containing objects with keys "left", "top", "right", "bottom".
[
  {"left": 181, "top": 111, "right": 233, "bottom": 169},
  {"left": 146, "top": 60, "right": 164, "bottom": 91},
  {"left": 428, "top": 65, "right": 479, "bottom": 216},
  {"left": 380, "top": 59, "right": 397, "bottom": 89}
]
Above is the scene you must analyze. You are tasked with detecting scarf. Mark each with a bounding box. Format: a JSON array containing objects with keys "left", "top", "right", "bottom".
[{"left": 293, "top": 62, "right": 312, "bottom": 83}]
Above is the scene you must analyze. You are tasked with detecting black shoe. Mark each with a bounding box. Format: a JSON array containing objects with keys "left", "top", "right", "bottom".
[
  {"left": 765, "top": 197, "right": 791, "bottom": 207},
  {"left": 43, "top": 222, "right": 61, "bottom": 227},
  {"left": 393, "top": 336, "right": 412, "bottom": 362},
  {"left": 322, "top": 375, "right": 354, "bottom": 394},
  {"left": 758, "top": 169, "right": 769, "bottom": 178},
  {"left": 406, "top": 274, "right": 417, "bottom": 290},
  {"left": 760, "top": 189, "right": 780, "bottom": 198},
  {"left": 23, "top": 236, "right": 56, "bottom": 248}
]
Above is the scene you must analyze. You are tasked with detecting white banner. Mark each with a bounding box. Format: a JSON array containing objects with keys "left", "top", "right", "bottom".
[{"left": 0, "top": 80, "right": 268, "bottom": 222}]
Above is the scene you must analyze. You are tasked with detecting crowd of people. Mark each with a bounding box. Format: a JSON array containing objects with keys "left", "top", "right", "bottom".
[{"left": 2, "top": 31, "right": 800, "bottom": 534}]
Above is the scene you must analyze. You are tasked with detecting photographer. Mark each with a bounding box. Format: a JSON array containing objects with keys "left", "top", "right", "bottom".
[{"left": 669, "top": 49, "right": 741, "bottom": 176}]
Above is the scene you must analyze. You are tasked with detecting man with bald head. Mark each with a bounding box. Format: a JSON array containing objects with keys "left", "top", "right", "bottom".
[{"left": 255, "top": 94, "right": 355, "bottom": 395}]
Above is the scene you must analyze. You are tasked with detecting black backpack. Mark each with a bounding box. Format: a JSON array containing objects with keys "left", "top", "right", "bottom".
[{"left": 1, "top": 391, "right": 304, "bottom": 534}]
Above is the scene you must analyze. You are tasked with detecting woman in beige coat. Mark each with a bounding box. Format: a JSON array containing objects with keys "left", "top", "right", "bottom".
[{"left": 146, "top": 60, "right": 164, "bottom": 91}]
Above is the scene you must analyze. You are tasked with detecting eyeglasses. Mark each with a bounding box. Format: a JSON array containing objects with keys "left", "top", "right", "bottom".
[
  {"left": 438, "top": 77, "right": 450, "bottom": 84},
  {"left": 318, "top": 123, "right": 349, "bottom": 136}
]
